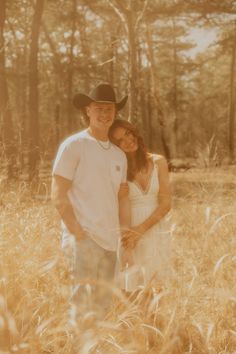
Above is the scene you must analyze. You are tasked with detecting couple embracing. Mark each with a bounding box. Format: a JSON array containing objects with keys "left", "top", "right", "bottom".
[{"left": 51, "top": 83, "right": 171, "bottom": 316}]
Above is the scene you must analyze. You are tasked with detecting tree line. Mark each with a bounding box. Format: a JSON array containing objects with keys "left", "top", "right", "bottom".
[{"left": 0, "top": 0, "right": 236, "bottom": 180}]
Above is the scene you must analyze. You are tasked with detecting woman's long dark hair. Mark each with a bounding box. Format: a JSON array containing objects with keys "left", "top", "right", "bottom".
[{"left": 109, "top": 119, "right": 149, "bottom": 181}]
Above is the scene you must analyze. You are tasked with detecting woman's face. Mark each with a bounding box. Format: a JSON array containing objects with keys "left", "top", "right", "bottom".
[{"left": 111, "top": 126, "right": 138, "bottom": 153}]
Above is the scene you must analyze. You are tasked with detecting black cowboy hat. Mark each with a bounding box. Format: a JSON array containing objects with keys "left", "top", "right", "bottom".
[{"left": 73, "top": 83, "right": 128, "bottom": 111}]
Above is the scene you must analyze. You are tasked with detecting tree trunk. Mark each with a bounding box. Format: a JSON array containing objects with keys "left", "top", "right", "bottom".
[
  {"left": 0, "top": 0, "right": 16, "bottom": 179},
  {"left": 67, "top": 0, "right": 77, "bottom": 134},
  {"left": 79, "top": 10, "right": 91, "bottom": 92},
  {"left": 126, "top": 7, "right": 138, "bottom": 122},
  {"left": 109, "top": 34, "right": 116, "bottom": 86},
  {"left": 145, "top": 26, "right": 171, "bottom": 159},
  {"left": 229, "top": 22, "right": 236, "bottom": 162},
  {"left": 109, "top": 1, "right": 139, "bottom": 122},
  {"left": 55, "top": 103, "right": 60, "bottom": 147},
  {"left": 172, "top": 19, "right": 178, "bottom": 157},
  {"left": 28, "top": 0, "right": 45, "bottom": 181}
]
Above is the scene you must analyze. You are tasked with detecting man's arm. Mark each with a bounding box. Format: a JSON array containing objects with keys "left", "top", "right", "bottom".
[{"left": 51, "top": 174, "right": 85, "bottom": 241}]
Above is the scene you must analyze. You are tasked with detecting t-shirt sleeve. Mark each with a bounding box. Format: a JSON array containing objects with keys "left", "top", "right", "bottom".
[
  {"left": 121, "top": 154, "right": 127, "bottom": 183},
  {"left": 52, "top": 138, "right": 80, "bottom": 180}
]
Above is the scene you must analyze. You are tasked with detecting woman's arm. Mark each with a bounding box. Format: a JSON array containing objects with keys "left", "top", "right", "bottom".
[
  {"left": 139, "top": 155, "right": 171, "bottom": 232},
  {"left": 118, "top": 182, "right": 131, "bottom": 230},
  {"left": 122, "top": 156, "right": 171, "bottom": 249}
]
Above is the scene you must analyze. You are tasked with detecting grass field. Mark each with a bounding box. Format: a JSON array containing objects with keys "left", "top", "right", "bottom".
[{"left": 0, "top": 166, "right": 235, "bottom": 353}]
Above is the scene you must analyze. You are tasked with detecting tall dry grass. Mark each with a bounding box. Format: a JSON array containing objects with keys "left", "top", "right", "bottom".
[{"left": 0, "top": 167, "right": 235, "bottom": 353}]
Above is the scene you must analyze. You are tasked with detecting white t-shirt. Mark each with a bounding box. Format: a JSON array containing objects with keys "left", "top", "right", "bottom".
[{"left": 52, "top": 129, "right": 127, "bottom": 251}]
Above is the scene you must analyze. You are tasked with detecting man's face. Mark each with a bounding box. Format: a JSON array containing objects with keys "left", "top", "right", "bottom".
[{"left": 86, "top": 102, "right": 116, "bottom": 130}]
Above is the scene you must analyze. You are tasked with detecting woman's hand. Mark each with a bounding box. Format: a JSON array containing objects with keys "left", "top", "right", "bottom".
[{"left": 122, "top": 225, "right": 145, "bottom": 250}]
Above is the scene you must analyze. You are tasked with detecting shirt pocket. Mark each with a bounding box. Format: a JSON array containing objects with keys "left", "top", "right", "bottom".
[{"left": 110, "top": 160, "right": 123, "bottom": 189}]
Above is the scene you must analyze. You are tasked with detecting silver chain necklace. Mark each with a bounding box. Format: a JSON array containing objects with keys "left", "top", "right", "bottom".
[
  {"left": 87, "top": 128, "right": 111, "bottom": 150},
  {"left": 96, "top": 138, "right": 111, "bottom": 150}
]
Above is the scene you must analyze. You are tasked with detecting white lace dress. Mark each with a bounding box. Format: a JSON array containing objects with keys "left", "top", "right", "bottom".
[{"left": 117, "top": 159, "right": 172, "bottom": 292}]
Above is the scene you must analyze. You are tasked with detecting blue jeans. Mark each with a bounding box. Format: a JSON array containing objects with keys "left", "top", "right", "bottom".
[{"left": 61, "top": 227, "right": 117, "bottom": 316}]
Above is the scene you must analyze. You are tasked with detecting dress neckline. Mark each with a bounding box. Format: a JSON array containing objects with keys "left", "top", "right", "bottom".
[{"left": 132, "top": 161, "right": 155, "bottom": 195}]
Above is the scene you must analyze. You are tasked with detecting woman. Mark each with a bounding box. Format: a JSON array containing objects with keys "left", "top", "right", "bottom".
[{"left": 109, "top": 119, "right": 172, "bottom": 291}]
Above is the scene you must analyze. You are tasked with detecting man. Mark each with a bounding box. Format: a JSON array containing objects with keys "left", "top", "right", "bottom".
[{"left": 51, "top": 83, "right": 130, "bottom": 315}]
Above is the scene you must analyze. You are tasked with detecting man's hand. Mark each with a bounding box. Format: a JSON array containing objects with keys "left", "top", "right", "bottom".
[
  {"left": 51, "top": 175, "right": 85, "bottom": 241},
  {"left": 74, "top": 227, "right": 86, "bottom": 243}
]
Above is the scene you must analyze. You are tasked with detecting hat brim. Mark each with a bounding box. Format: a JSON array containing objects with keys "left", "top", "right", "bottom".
[{"left": 73, "top": 93, "right": 128, "bottom": 111}]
